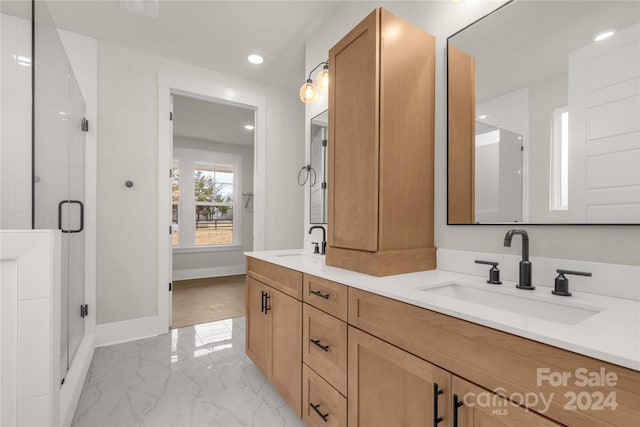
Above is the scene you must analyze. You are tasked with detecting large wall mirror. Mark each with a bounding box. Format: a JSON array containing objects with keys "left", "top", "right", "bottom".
[
  {"left": 310, "top": 110, "right": 328, "bottom": 224},
  {"left": 447, "top": 0, "right": 639, "bottom": 224}
]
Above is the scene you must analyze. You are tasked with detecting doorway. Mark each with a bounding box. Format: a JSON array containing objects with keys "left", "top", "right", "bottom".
[
  {"left": 157, "top": 73, "right": 267, "bottom": 332},
  {"left": 170, "top": 94, "right": 254, "bottom": 328}
]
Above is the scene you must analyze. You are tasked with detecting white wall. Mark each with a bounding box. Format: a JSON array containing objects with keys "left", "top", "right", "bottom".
[
  {"left": 304, "top": 1, "right": 640, "bottom": 266},
  {"left": 0, "top": 13, "right": 32, "bottom": 230},
  {"left": 97, "top": 42, "right": 304, "bottom": 324},
  {"left": 528, "top": 73, "right": 568, "bottom": 223},
  {"left": 172, "top": 136, "right": 254, "bottom": 279}
]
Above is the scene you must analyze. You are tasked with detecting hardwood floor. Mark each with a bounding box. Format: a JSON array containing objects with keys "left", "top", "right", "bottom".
[{"left": 171, "top": 275, "right": 246, "bottom": 328}]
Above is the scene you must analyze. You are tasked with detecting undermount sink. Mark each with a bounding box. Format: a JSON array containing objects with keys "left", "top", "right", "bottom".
[
  {"left": 420, "top": 283, "right": 602, "bottom": 325},
  {"left": 275, "top": 253, "right": 322, "bottom": 263}
]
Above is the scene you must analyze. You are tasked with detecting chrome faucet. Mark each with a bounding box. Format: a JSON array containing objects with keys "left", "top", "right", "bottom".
[
  {"left": 308, "top": 226, "right": 326, "bottom": 255},
  {"left": 504, "top": 229, "right": 535, "bottom": 290}
]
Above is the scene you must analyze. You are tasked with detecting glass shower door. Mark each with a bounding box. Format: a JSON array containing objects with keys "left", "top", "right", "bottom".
[{"left": 33, "top": 0, "right": 85, "bottom": 383}]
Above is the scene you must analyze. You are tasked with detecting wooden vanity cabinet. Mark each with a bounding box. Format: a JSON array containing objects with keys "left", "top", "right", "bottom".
[
  {"left": 348, "top": 326, "right": 451, "bottom": 427},
  {"left": 246, "top": 258, "right": 303, "bottom": 417},
  {"left": 327, "top": 7, "right": 437, "bottom": 277},
  {"left": 348, "top": 287, "right": 640, "bottom": 426}
]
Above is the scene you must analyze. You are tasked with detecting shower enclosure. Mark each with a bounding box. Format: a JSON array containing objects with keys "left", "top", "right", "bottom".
[
  {"left": 33, "top": 1, "right": 87, "bottom": 384},
  {"left": 474, "top": 122, "right": 523, "bottom": 223}
]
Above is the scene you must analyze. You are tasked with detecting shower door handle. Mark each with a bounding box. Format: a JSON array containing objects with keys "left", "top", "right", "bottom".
[{"left": 58, "top": 200, "right": 84, "bottom": 233}]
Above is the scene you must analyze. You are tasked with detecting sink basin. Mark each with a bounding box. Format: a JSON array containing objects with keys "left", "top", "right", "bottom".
[
  {"left": 275, "top": 253, "right": 322, "bottom": 263},
  {"left": 420, "top": 283, "right": 601, "bottom": 325}
]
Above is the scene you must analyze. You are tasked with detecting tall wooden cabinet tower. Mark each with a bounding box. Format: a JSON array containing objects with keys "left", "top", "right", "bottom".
[{"left": 327, "top": 8, "right": 436, "bottom": 276}]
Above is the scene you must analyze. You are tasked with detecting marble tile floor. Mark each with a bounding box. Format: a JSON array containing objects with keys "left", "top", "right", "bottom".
[{"left": 72, "top": 317, "right": 305, "bottom": 427}]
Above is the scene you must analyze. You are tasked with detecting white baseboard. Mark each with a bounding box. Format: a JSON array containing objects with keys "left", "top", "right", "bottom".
[
  {"left": 172, "top": 264, "right": 245, "bottom": 281},
  {"left": 60, "top": 333, "right": 95, "bottom": 427},
  {"left": 95, "top": 315, "right": 163, "bottom": 348}
]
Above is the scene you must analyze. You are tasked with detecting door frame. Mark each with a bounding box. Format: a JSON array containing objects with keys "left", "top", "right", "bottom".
[{"left": 157, "top": 72, "right": 267, "bottom": 332}]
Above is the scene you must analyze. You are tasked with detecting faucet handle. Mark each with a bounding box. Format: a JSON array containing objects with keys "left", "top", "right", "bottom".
[
  {"left": 311, "top": 242, "right": 320, "bottom": 254},
  {"left": 552, "top": 269, "right": 592, "bottom": 296},
  {"left": 475, "top": 260, "right": 502, "bottom": 285}
]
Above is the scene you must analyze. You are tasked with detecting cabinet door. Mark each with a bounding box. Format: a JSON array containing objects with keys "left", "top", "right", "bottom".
[
  {"left": 452, "top": 376, "right": 561, "bottom": 427},
  {"left": 246, "top": 277, "right": 271, "bottom": 376},
  {"left": 328, "top": 9, "right": 379, "bottom": 252},
  {"left": 270, "top": 287, "right": 303, "bottom": 418},
  {"left": 348, "top": 326, "right": 451, "bottom": 427}
]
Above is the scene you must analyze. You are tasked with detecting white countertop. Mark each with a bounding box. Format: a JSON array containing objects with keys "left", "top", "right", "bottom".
[{"left": 245, "top": 249, "right": 640, "bottom": 371}]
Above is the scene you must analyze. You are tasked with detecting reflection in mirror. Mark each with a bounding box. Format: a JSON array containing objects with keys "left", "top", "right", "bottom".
[
  {"left": 448, "top": 0, "right": 640, "bottom": 224},
  {"left": 310, "top": 110, "right": 328, "bottom": 224}
]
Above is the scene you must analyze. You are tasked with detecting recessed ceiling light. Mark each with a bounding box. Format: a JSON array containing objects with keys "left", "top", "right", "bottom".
[
  {"left": 248, "top": 54, "right": 263, "bottom": 65},
  {"left": 594, "top": 30, "right": 615, "bottom": 42},
  {"left": 244, "top": 124, "right": 255, "bottom": 130}
]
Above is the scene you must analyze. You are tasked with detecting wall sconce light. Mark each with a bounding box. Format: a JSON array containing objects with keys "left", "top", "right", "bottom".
[{"left": 300, "top": 60, "right": 329, "bottom": 104}]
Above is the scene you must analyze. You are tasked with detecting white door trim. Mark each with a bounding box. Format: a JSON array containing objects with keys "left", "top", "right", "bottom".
[{"left": 157, "top": 72, "right": 267, "bottom": 332}]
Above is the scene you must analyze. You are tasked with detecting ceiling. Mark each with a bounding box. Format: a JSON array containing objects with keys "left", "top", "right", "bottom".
[
  {"left": 172, "top": 95, "right": 255, "bottom": 145},
  {"left": 43, "top": 0, "right": 345, "bottom": 90},
  {"left": 450, "top": 0, "right": 640, "bottom": 102}
]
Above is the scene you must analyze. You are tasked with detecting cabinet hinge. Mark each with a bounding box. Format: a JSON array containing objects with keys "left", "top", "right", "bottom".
[
  {"left": 80, "top": 304, "right": 88, "bottom": 318},
  {"left": 81, "top": 118, "right": 89, "bottom": 132}
]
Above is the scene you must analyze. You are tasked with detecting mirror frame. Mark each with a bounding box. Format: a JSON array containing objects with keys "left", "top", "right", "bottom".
[{"left": 446, "top": 0, "right": 639, "bottom": 226}]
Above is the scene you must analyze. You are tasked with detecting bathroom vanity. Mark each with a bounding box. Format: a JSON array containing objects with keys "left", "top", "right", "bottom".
[{"left": 245, "top": 251, "right": 640, "bottom": 427}]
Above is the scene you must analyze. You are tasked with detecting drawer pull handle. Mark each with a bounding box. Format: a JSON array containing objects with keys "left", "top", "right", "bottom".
[
  {"left": 310, "top": 403, "right": 329, "bottom": 422},
  {"left": 261, "top": 291, "right": 266, "bottom": 313},
  {"left": 453, "top": 394, "right": 464, "bottom": 427},
  {"left": 310, "top": 338, "right": 330, "bottom": 352},
  {"left": 310, "top": 289, "right": 330, "bottom": 299},
  {"left": 433, "top": 383, "right": 444, "bottom": 426}
]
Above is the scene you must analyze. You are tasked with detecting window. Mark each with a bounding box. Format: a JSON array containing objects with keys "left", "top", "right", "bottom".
[
  {"left": 550, "top": 106, "right": 569, "bottom": 210},
  {"left": 194, "top": 162, "right": 235, "bottom": 245},
  {"left": 172, "top": 148, "right": 241, "bottom": 249}
]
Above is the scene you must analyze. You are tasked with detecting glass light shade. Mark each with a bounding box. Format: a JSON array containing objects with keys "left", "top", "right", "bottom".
[
  {"left": 300, "top": 79, "right": 318, "bottom": 104},
  {"left": 316, "top": 67, "right": 329, "bottom": 92}
]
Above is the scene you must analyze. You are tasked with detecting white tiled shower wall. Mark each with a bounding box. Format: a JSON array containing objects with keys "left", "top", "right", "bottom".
[{"left": 1, "top": 13, "right": 32, "bottom": 229}]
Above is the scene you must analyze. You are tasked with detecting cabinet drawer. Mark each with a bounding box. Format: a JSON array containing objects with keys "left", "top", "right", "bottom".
[
  {"left": 303, "top": 364, "right": 347, "bottom": 427},
  {"left": 303, "top": 274, "right": 348, "bottom": 321},
  {"left": 246, "top": 257, "right": 302, "bottom": 300},
  {"left": 303, "top": 304, "right": 347, "bottom": 395}
]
